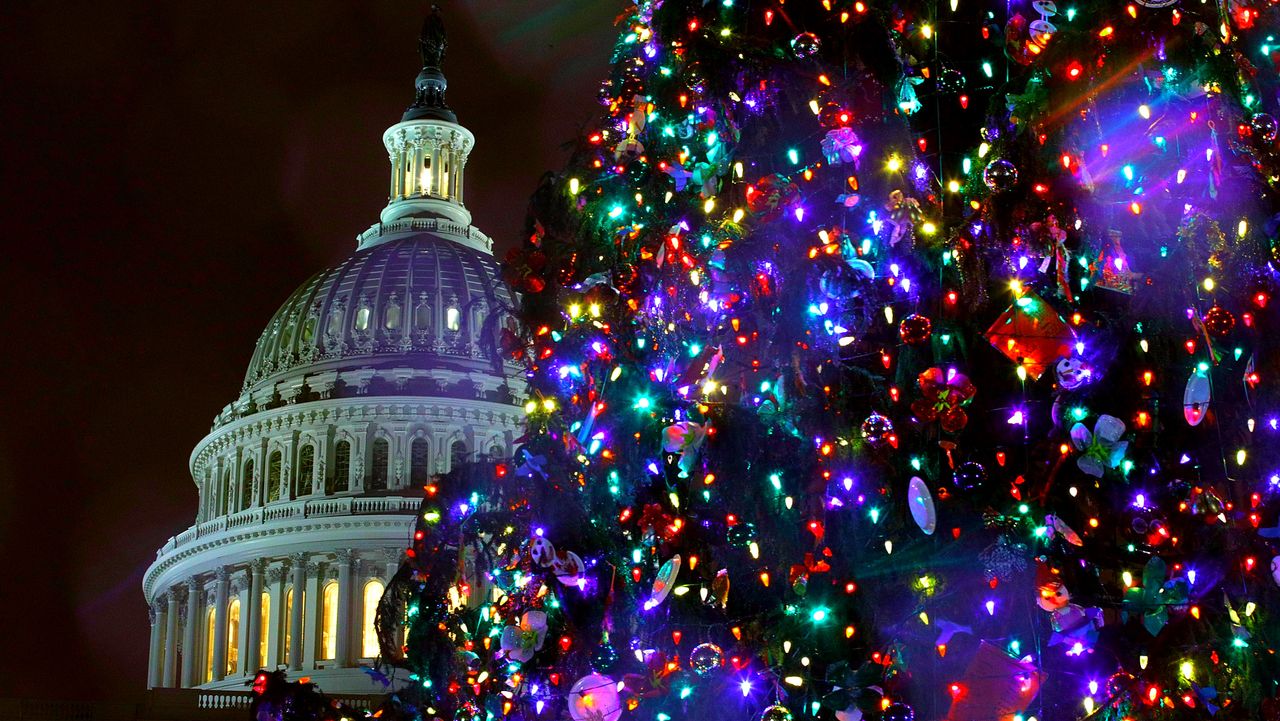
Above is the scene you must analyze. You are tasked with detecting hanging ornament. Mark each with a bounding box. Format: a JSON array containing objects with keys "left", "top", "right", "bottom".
[
  {"left": 880, "top": 702, "right": 915, "bottom": 721},
  {"left": 899, "top": 314, "right": 933, "bottom": 345},
  {"left": 790, "top": 32, "right": 821, "bottom": 58},
  {"left": 1069, "top": 415, "right": 1128, "bottom": 477},
  {"left": 1054, "top": 357, "right": 1091, "bottom": 391},
  {"left": 684, "top": 62, "right": 707, "bottom": 95},
  {"left": 911, "top": 367, "right": 977, "bottom": 433},
  {"left": 860, "top": 413, "right": 896, "bottom": 445},
  {"left": 952, "top": 461, "right": 988, "bottom": 491},
  {"left": 907, "top": 476, "right": 937, "bottom": 535},
  {"left": 759, "top": 705, "right": 795, "bottom": 721},
  {"left": 983, "top": 159, "right": 1019, "bottom": 192},
  {"left": 748, "top": 174, "right": 801, "bottom": 222},
  {"left": 663, "top": 421, "right": 708, "bottom": 477},
  {"left": 568, "top": 674, "right": 622, "bottom": 721},
  {"left": 821, "top": 266, "right": 865, "bottom": 300},
  {"left": 936, "top": 65, "right": 966, "bottom": 94},
  {"left": 1202, "top": 306, "right": 1235, "bottom": 336},
  {"left": 529, "top": 536, "right": 556, "bottom": 567},
  {"left": 726, "top": 522, "right": 757, "bottom": 546},
  {"left": 688, "top": 642, "right": 725, "bottom": 675},
  {"left": 647, "top": 555, "right": 682, "bottom": 608},
  {"left": 821, "top": 127, "right": 864, "bottom": 165},
  {"left": 551, "top": 549, "right": 586, "bottom": 586},
  {"left": 1250, "top": 112, "right": 1279, "bottom": 143},
  {"left": 591, "top": 640, "right": 619, "bottom": 672},
  {"left": 886, "top": 189, "right": 923, "bottom": 247},
  {"left": 1184, "top": 369, "right": 1211, "bottom": 426},
  {"left": 499, "top": 610, "right": 549, "bottom": 663}
]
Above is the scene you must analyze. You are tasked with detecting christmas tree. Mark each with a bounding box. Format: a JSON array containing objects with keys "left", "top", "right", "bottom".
[{"left": 378, "top": 1, "right": 1280, "bottom": 720}]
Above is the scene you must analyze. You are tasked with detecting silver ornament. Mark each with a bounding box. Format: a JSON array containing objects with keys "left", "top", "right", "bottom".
[
  {"left": 688, "top": 642, "right": 724, "bottom": 676},
  {"left": 983, "top": 158, "right": 1019, "bottom": 192}
]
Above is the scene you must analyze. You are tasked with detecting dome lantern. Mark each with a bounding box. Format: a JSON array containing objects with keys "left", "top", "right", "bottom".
[{"left": 380, "top": 6, "right": 475, "bottom": 229}]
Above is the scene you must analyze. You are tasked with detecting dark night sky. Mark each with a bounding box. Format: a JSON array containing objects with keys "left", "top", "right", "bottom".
[{"left": 0, "top": 1, "right": 618, "bottom": 700}]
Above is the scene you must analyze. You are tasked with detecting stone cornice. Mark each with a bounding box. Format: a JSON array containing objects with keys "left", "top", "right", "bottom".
[
  {"left": 144, "top": 501, "right": 418, "bottom": 602},
  {"left": 192, "top": 395, "right": 523, "bottom": 480}
]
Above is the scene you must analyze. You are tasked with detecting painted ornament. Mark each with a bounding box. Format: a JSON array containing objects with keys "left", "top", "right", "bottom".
[{"left": 568, "top": 674, "right": 622, "bottom": 721}]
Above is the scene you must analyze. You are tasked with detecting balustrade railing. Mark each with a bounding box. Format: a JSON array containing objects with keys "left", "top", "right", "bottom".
[{"left": 156, "top": 496, "right": 420, "bottom": 558}]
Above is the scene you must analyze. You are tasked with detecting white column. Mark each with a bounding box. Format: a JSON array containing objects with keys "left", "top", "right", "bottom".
[
  {"left": 162, "top": 588, "right": 179, "bottom": 686},
  {"left": 245, "top": 560, "right": 265, "bottom": 673},
  {"left": 147, "top": 602, "right": 163, "bottom": 688},
  {"left": 211, "top": 567, "right": 230, "bottom": 681},
  {"left": 334, "top": 549, "right": 355, "bottom": 667},
  {"left": 302, "top": 560, "right": 321, "bottom": 669},
  {"left": 289, "top": 554, "right": 307, "bottom": 670},
  {"left": 266, "top": 565, "right": 285, "bottom": 668},
  {"left": 181, "top": 578, "right": 200, "bottom": 686}
]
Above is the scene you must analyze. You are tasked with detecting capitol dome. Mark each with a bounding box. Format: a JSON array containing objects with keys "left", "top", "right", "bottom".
[
  {"left": 239, "top": 229, "right": 516, "bottom": 413},
  {"left": 142, "top": 9, "right": 524, "bottom": 697}
]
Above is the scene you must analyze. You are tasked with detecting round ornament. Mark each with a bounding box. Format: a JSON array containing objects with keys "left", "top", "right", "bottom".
[
  {"left": 591, "top": 641, "right": 619, "bottom": 672},
  {"left": 790, "top": 32, "right": 821, "bottom": 58},
  {"left": 880, "top": 702, "right": 915, "bottom": 721},
  {"left": 982, "top": 159, "right": 1019, "bottom": 192},
  {"left": 1202, "top": 306, "right": 1235, "bottom": 336},
  {"left": 727, "top": 521, "right": 757, "bottom": 546},
  {"left": 937, "top": 66, "right": 966, "bottom": 94},
  {"left": 899, "top": 313, "right": 933, "bottom": 345},
  {"left": 1054, "top": 356, "right": 1090, "bottom": 390},
  {"left": 552, "top": 550, "right": 586, "bottom": 586},
  {"left": 759, "top": 705, "right": 795, "bottom": 721},
  {"left": 821, "top": 267, "right": 862, "bottom": 300},
  {"left": 952, "top": 461, "right": 988, "bottom": 491},
  {"left": 860, "top": 413, "right": 895, "bottom": 445},
  {"left": 1251, "top": 112, "right": 1279, "bottom": 143},
  {"left": 684, "top": 63, "right": 707, "bottom": 95},
  {"left": 688, "top": 642, "right": 725, "bottom": 675},
  {"left": 568, "top": 674, "right": 622, "bottom": 721}
]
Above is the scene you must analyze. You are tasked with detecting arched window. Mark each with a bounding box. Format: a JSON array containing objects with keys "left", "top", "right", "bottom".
[
  {"left": 450, "top": 440, "right": 468, "bottom": 471},
  {"left": 283, "top": 588, "right": 294, "bottom": 666},
  {"left": 301, "top": 315, "right": 317, "bottom": 345},
  {"left": 259, "top": 592, "right": 270, "bottom": 665},
  {"left": 241, "top": 460, "right": 255, "bottom": 510},
  {"left": 445, "top": 304, "right": 461, "bottom": 332},
  {"left": 362, "top": 579, "right": 385, "bottom": 658},
  {"left": 267, "top": 451, "right": 282, "bottom": 503},
  {"left": 226, "top": 597, "right": 241, "bottom": 675},
  {"left": 297, "top": 445, "right": 314, "bottom": 496},
  {"left": 204, "top": 606, "right": 215, "bottom": 682},
  {"left": 279, "top": 321, "right": 293, "bottom": 354},
  {"left": 370, "top": 438, "right": 389, "bottom": 491},
  {"left": 410, "top": 438, "right": 430, "bottom": 486},
  {"left": 331, "top": 441, "right": 350, "bottom": 493},
  {"left": 320, "top": 582, "right": 338, "bottom": 661},
  {"left": 326, "top": 307, "right": 344, "bottom": 338},
  {"left": 414, "top": 301, "right": 432, "bottom": 332},
  {"left": 384, "top": 303, "right": 402, "bottom": 331},
  {"left": 354, "top": 305, "right": 371, "bottom": 332}
]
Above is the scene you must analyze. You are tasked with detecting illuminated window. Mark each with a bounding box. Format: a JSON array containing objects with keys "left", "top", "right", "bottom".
[
  {"left": 410, "top": 438, "right": 430, "bottom": 485},
  {"left": 241, "top": 459, "right": 255, "bottom": 510},
  {"left": 384, "top": 303, "right": 401, "bottom": 331},
  {"left": 282, "top": 588, "right": 293, "bottom": 665},
  {"left": 204, "top": 606, "right": 215, "bottom": 682},
  {"left": 320, "top": 582, "right": 338, "bottom": 660},
  {"left": 267, "top": 451, "right": 282, "bottom": 502},
  {"left": 259, "top": 591, "right": 270, "bottom": 666},
  {"left": 331, "top": 441, "right": 350, "bottom": 493},
  {"left": 226, "top": 597, "right": 241, "bottom": 675},
  {"left": 297, "top": 445, "right": 314, "bottom": 496},
  {"left": 301, "top": 315, "right": 316, "bottom": 345},
  {"left": 370, "top": 438, "right": 389, "bottom": 491},
  {"left": 362, "top": 580, "right": 385, "bottom": 658},
  {"left": 446, "top": 305, "right": 461, "bottom": 332},
  {"left": 354, "top": 305, "right": 371, "bottom": 332}
]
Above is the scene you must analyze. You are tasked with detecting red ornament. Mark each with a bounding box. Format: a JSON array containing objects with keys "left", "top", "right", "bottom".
[
  {"left": 1202, "top": 305, "right": 1235, "bottom": 336},
  {"left": 911, "top": 367, "right": 977, "bottom": 433},
  {"left": 899, "top": 313, "right": 933, "bottom": 345}
]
